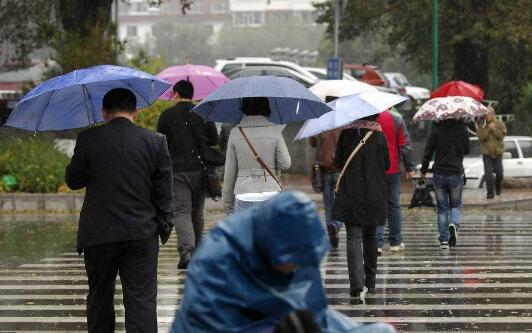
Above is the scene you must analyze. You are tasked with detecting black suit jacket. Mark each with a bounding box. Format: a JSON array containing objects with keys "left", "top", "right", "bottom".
[
  {"left": 157, "top": 101, "right": 219, "bottom": 172},
  {"left": 66, "top": 117, "right": 173, "bottom": 252}
]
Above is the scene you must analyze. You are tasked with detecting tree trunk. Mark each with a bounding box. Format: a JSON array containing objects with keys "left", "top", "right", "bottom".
[{"left": 57, "top": 0, "right": 114, "bottom": 36}]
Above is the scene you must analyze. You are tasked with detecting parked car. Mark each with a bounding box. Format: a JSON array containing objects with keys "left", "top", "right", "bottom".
[
  {"left": 304, "top": 67, "right": 355, "bottom": 80},
  {"left": 343, "top": 63, "right": 388, "bottom": 86},
  {"left": 413, "top": 136, "right": 532, "bottom": 189},
  {"left": 215, "top": 58, "right": 319, "bottom": 85},
  {"left": 384, "top": 72, "right": 430, "bottom": 111}
]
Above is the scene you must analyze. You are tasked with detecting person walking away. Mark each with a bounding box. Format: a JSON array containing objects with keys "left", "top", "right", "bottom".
[
  {"left": 170, "top": 191, "right": 397, "bottom": 333},
  {"left": 332, "top": 116, "right": 390, "bottom": 298},
  {"left": 66, "top": 88, "right": 173, "bottom": 333},
  {"left": 222, "top": 97, "right": 291, "bottom": 214},
  {"left": 157, "top": 80, "right": 219, "bottom": 269},
  {"left": 420, "top": 119, "right": 470, "bottom": 249},
  {"left": 375, "top": 109, "right": 416, "bottom": 255},
  {"left": 477, "top": 106, "right": 506, "bottom": 199},
  {"left": 309, "top": 128, "right": 342, "bottom": 249}
]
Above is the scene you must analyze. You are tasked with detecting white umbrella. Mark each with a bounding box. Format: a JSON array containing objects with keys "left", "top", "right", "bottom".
[
  {"left": 309, "top": 80, "right": 377, "bottom": 101},
  {"left": 294, "top": 91, "right": 407, "bottom": 140},
  {"left": 413, "top": 96, "right": 489, "bottom": 121}
]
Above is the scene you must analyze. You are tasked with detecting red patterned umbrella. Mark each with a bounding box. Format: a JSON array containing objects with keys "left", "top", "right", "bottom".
[{"left": 431, "top": 80, "right": 484, "bottom": 101}]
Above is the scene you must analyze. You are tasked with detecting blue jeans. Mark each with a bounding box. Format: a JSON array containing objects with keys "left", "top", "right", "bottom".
[
  {"left": 377, "top": 173, "right": 402, "bottom": 247},
  {"left": 322, "top": 171, "right": 342, "bottom": 231},
  {"left": 433, "top": 173, "right": 463, "bottom": 243}
]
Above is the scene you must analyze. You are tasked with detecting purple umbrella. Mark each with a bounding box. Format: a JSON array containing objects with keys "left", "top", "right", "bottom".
[{"left": 156, "top": 64, "right": 230, "bottom": 101}]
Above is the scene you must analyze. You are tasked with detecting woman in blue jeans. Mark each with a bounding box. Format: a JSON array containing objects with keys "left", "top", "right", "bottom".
[{"left": 420, "top": 119, "right": 470, "bottom": 249}]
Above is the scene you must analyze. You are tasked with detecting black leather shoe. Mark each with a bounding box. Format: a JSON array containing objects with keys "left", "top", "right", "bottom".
[
  {"left": 350, "top": 290, "right": 361, "bottom": 298},
  {"left": 177, "top": 252, "right": 191, "bottom": 270},
  {"left": 487, "top": 193, "right": 494, "bottom": 199}
]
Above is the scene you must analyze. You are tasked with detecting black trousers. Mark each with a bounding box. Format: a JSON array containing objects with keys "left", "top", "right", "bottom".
[
  {"left": 346, "top": 224, "right": 378, "bottom": 292},
  {"left": 483, "top": 154, "right": 503, "bottom": 196},
  {"left": 83, "top": 236, "right": 159, "bottom": 333}
]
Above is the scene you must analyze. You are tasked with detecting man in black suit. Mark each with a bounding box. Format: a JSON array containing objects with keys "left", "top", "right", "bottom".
[
  {"left": 157, "top": 80, "right": 218, "bottom": 269},
  {"left": 66, "top": 88, "right": 173, "bottom": 333}
]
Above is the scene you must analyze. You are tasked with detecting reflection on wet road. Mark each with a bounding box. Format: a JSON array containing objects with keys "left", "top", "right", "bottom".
[{"left": 1, "top": 211, "right": 532, "bottom": 332}]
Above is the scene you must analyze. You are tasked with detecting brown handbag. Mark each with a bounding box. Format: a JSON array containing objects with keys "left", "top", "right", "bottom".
[{"left": 239, "top": 127, "right": 283, "bottom": 190}]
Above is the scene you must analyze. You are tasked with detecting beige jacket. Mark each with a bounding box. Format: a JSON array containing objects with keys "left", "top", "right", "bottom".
[
  {"left": 222, "top": 116, "right": 291, "bottom": 212},
  {"left": 477, "top": 119, "right": 507, "bottom": 158}
]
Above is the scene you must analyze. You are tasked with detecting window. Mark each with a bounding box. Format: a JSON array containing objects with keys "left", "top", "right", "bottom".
[
  {"left": 504, "top": 140, "right": 519, "bottom": 158},
  {"left": 126, "top": 26, "right": 138, "bottom": 37},
  {"left": 351, "top": 69, "right": 367, "bottom": 79},
  {"left": 211, "top": 1, "right": 227, "bottom": 14},
  {"left": 518, "top": 140, "right": 532, "bottom": 158},
  {"left": 233, "top": 12, "right": 265, "bottom": 26}
]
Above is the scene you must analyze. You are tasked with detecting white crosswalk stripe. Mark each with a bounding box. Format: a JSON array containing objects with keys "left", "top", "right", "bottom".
[{"left": 1, "top": 212, "right": 531, "bottom": 332}]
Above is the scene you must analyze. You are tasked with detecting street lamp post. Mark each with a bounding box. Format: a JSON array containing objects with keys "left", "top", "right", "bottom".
[
  {"left": 432, "top": 0, "right": 439, "bottom": 90},
  {"left": 333, "top": 0, "right": 340, "bottom": 58}
]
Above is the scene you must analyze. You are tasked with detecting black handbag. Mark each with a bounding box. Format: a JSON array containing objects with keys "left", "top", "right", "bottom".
[
  {"left": 408, "top": 179, "right": 436, "bottom": 209},
  {"left": 310, "top": 164, "right": 323, "bottom": 193},
  {"left": 203, "top": 166, "right": 222, "bottom": 200},
  {"left": 198, "top": 142, "right": 225, "bottom": 167}
]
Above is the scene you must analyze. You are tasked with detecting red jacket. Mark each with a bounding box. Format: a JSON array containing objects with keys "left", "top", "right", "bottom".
[{"left": 377, "top": 111, "right": 414, "bottom": 174}]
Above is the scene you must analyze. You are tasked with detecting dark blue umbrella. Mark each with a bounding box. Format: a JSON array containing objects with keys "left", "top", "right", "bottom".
[
  {"left": 192, "top": 76, "right": 331, "bottom": 124},
  {"left": 5, "top": 65, "right": 171, "bottom": 131}
]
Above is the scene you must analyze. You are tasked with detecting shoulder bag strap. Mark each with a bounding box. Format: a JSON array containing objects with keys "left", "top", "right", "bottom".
[
  {"left": 334, "top": 130, "right": 373, "bottom": 193},
  {"left": 239, "top": 127, "right": 283, "bottom": 190}
]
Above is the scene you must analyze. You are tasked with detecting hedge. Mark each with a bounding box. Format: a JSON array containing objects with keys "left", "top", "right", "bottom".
[{"left": 0, "top": 136, "right": 70, "bottom": 193}]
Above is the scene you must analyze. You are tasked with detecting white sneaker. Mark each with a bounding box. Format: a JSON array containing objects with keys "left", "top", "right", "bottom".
[
  {"left": 377, "top": 248, "right": 383, "bottom": 256},
  {"left": 440, "top": 242, "right": 449, "bottom": 249},
  {"left": 389, "top": 242, "right": 405, "bottom": 252}
]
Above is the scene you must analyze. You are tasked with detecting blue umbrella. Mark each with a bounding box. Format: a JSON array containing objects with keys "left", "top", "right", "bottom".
[
  {"left": 192, "top": 76, "right": 331, "bottom": 124},
  {"left": 5, "top": 65, "right": 171, "bottom": 131}
]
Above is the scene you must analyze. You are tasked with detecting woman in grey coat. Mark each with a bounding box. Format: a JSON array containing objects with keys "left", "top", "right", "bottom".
[{"left": 222, "top": 97, "right": 291, "bottom": 213}]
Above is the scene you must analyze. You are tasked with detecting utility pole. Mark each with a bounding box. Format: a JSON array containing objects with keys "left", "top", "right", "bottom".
[
  {"left": 432, "top": 0, "right": 439, "bottom": 90},
  {"left": 333, "top": 0, "right": 340, "bottom": 58}
]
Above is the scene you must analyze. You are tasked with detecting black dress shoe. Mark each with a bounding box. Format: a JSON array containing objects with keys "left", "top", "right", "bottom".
[
  {"left": 177, "top": 252, "right": 191, "bottom": 270},
  {"left": 487, "top": 193, "right": 494, "bottom": 199},
  {"left": 496, "top": 189, "right": 501, "bottom": 196}
]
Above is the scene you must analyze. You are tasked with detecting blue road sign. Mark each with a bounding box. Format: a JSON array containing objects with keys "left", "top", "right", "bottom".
[{"left": 327, "top": 58, "right": 343, "bottom": 80}]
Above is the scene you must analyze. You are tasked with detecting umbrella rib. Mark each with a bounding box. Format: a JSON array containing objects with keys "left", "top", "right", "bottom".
[
  {"left": 34, "top": 90, "right": 56, "bottom": 132},
  {"left": 82, "top": 85, "right": 93, "bottom": 126}
]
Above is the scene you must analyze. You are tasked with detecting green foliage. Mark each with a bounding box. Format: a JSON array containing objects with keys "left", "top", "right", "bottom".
[
  {"left": 316, "top": 0, "right": 532, "bottom": 123},
  {"left": 513, "top": 83, "right": 532, "bottom": 135},
  {"left": 135, "top": 100, "right": 174, "bottom": 131},
  {"left": 0, "top": 136, "right": 69, "bottom": 193},
  {"left": 127, "top": 50, "right": 167, "bottom": 75}
]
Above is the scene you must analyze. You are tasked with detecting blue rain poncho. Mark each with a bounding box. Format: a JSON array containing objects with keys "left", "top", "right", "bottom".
[{"left": 170, "top": 191, "right": 396, "bottom": 333}]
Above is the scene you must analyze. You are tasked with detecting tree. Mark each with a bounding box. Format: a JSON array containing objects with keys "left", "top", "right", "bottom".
[{"left": 315, "top": 0, "right": 532, "bottom": 117}]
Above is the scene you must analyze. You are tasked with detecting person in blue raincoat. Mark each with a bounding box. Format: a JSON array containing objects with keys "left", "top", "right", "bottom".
[{"left": 170, "top": 191, "right": 397, "bottom": 333}]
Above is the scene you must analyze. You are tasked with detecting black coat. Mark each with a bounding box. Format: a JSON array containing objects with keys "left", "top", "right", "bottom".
[
  {"left": 157, "top": 101, "right": 218, "bottom": 172},
  {"left": 332, "top": 128, "right": 390, "bottom": 226},
  {"left": 420, "top": 120, "right": 470, "bottom": 176},
  {"left": 65, "top": 117, "right": 173, "bottom": 252}
]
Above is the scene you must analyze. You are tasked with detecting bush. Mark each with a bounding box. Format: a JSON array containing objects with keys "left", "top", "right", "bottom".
[
  {"left": 135, "top": 100, "right": 174, "bottom": 131},
  {"left": 0, "top": 136, "right": 70, "bottom": 193},
  {"left": 513, "top": 83, "right": 532, "bottom": 136}
]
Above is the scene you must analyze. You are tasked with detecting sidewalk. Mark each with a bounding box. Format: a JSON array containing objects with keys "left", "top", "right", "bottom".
[{"left": 206, "top": 174, "right": 532, "bottom": 211}]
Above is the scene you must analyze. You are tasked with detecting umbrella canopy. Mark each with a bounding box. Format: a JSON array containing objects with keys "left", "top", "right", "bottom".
[
  {"left": 157, "top": 64, "right": 230, "bottom": 101},
  {"left": 192, "top": 76, "right": 331, "bottom": 124},
  {"left": 431, "top": 80, "right": 484, "bottom": 101},
  {"left": 5, "top": 65, "right": 170, "bottom": 131},
  {"left": 309, "top": 80, "right": 377, "bottom": 101},
  {"left": 413, "top": 96, "right": 489, "bottom": 121},
  {"left": 294, "top": 91, "right": 407, "bottom": 140}
]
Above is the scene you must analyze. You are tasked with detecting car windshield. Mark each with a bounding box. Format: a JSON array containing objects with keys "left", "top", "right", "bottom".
[{"left": 395, "top": 74, "right": 411, "bottom": 86}]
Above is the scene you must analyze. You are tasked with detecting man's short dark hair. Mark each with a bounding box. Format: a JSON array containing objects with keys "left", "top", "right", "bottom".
[
  {"left": 241, "top": 97, "right": 271, "bottom": 117},
  {"left": 102, "top": 88, "right": 137, "bottom": 113},
  {"left": 173, "top": 80, "right": 194, "bottom": 99}
]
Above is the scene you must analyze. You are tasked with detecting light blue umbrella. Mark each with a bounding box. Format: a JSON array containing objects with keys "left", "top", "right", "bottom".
[
  {"left": 294, "top": 91, "right": 408, "bottom": 140},
  {"left": 192, "top": 76, "right": 331, "bottom": 124},
  {"left": 5, "top": 65, "right": 171, "bottom": 131}
]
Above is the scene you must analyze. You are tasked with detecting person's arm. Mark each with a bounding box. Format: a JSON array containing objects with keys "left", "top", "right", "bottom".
[
  {"left": 65, "top": 132, "right": 87, "bottom": 190},
  {"left": 152, "top": 136, "right": 174, "bottom": 244},
  {"left": 477, "top": 126, "right": 489, "bottom": 142},
  {"left": 382, "top": 134, "right": 391, "bottom": 172},
  {"left": 222, "top": 132, "right": 238, "bottom": 214},
  {"left": 463, "top": 126, "right": 471, "bottom": 155},
  {"left": 334, "top": 131, "right": 347, "bottom": 169},
  {"left": 275, "top": 130, "right": 291, "bottom": 170},
  {"left": 492, "top": 121, "right": 507, "bottom": 140},
  {"left": 204, "top": 121, "right": 219, "bottom": 146},
  {"left": 397, "top": 119, "right": 416, "bottom": 172},
  {"left": 420, "top": 129, "right": 436, "bottom": 175}
]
